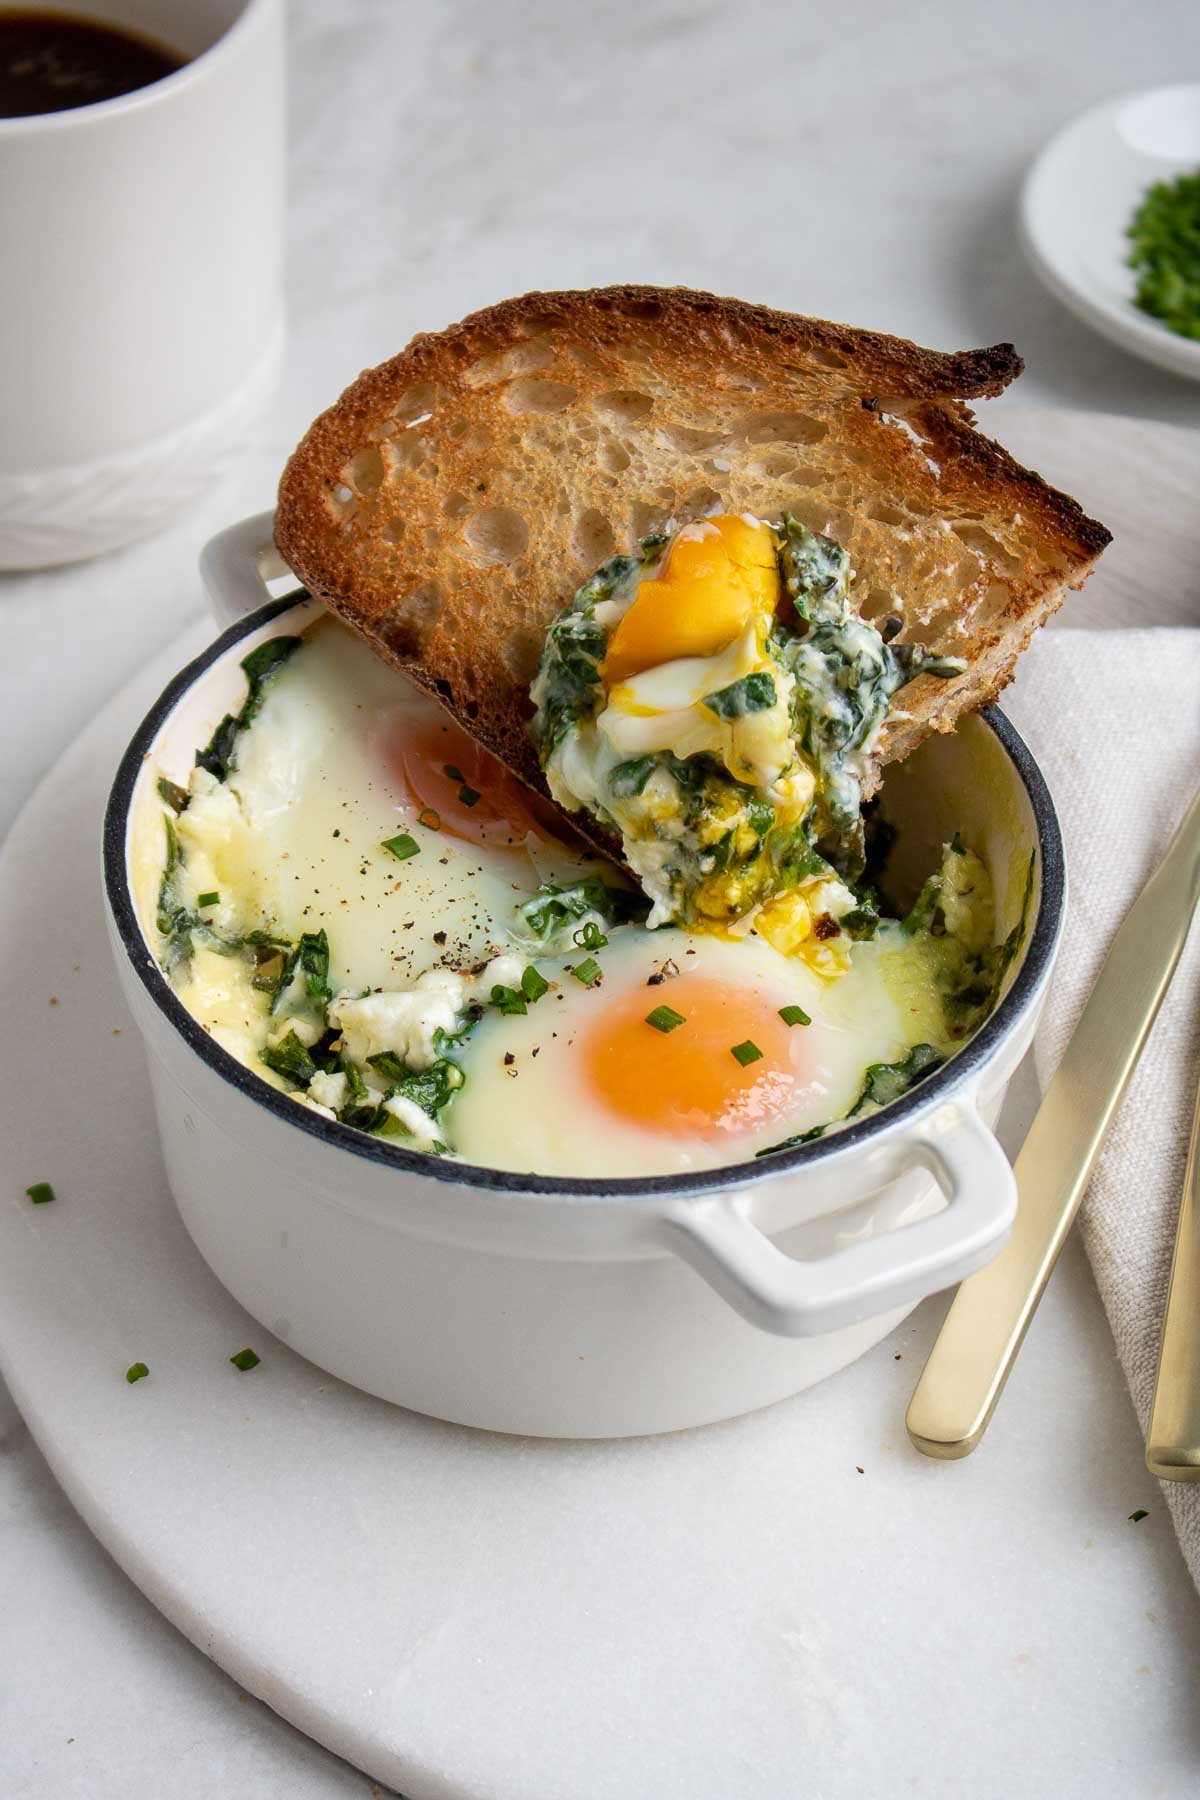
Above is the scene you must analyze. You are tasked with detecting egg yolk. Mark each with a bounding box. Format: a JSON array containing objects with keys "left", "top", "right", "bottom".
[
  {"left": 378, "top": 713, "right": 553, "bottom": 848},
  {"left": 601, "top": 515, "right": 781, "bottom": 687},
  {"left": 582, "top": 974, "right": 810, "bottom": 1139}
]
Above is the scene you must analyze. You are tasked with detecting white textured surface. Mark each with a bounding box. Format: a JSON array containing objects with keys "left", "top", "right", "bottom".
[{"left": 4, "top": 0, "right": 1200, "bottom": 1792}]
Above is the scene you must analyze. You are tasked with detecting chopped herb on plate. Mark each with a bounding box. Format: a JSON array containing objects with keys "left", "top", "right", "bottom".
[
  {"left": 645, "top": 1004, "right": 686, "bottom": 1033},
  {"left": 571, "top": 957, "right": 601, "bottom": 986},
  {"left": 25, "top": 1181, "right": 55, "bottom": 1204},
  {"left": 381, "top": 833, "right": 420, "bottom": 861},
  {"left": 125, "top": 1361, "right": 149, "bottom": 1384},
  {"left": 230, "top": 1347, "right": 260, "bottom": 1372},
  {"left": 731, "top": 1040, "right": 763, "bottom": 1067}
]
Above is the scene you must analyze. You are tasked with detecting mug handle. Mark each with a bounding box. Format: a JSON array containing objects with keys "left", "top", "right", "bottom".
[
  {"left": 661, "top": 1104, "right": 1016, "bottom": 1338},
  {"left": 199, "top": 509, "right": 292, "bottom": 627}
]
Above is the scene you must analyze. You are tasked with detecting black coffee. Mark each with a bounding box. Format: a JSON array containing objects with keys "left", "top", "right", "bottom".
[{"left": 0, "top": 8, "right": 184, "bottom": 117}]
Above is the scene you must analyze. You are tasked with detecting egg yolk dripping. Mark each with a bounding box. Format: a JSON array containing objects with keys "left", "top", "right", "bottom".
[
  {"left": 582, "top": 974, "right": 811, "bottom": 1139},
  {"left": 601, "top": 514, "right": 781, "bottom": 686}
]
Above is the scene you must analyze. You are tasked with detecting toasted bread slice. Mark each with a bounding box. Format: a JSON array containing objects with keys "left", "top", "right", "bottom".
[{"left": 276, "top": 286, "right": 1110, "bottom": 814}]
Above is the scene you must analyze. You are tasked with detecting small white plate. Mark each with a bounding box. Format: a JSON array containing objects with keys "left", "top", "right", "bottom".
[{"left": 1020, "top": 84, "right": 1200, "bottom": 381}]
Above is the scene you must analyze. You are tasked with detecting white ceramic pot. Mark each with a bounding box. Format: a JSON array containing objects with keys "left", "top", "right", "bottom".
[
  {"left": 0, "top": 0, "right": 284, "bottom": 568},
  {"left": 103, "top": 549, "right": 1065, "bottom": 1438}
]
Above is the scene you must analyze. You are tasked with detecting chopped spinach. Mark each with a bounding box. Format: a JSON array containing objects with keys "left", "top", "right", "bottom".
[
  {"left": 608, "top": 756, "right": 658, "bottom": 799},
  {"left": 518, "top": 877, "right": 648, "bottom": 942},
  {"left": 366, "top": 1054, "right": 465, "bottom": 1118},
  {"left": 757, "top": 1041, "right": 942, "bottom": 1156},
  {"left": 297, "top": 928, "right": 332, "bottom": 1007},
  {"left": 850, "top": 1042, "right": 943, "bottom": 1112},
  {"left": 157, "top": 776, "right": 191, "bottom": 814},
  {"left": 703, "top": 671, "right": 778, "bottom": 718},
  {"left": 194, "top": 635, "right": 302, "bottom": 783},
  {"left": 260, "top": 1029, "right": 317, "bottom": 1088},
  {"left": 774, "top": 516, "right": 965, "bottom": 868}
]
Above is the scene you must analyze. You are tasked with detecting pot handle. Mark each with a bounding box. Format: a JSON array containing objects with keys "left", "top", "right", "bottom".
[
  {"left": 199, "top": 509, "right": 295, "bottom": 627},
  {"left": 662, "top": 1105, "right": 1016, "bottom": 1338}
]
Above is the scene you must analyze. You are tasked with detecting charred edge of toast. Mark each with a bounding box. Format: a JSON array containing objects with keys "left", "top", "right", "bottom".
[{"left": 906, "top": 402, "right": 1113, "bottom": 564}]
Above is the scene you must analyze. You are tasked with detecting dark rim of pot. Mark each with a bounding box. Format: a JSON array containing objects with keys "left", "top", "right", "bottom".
[{"left": 103, "top": 594, "right": 1066, "bottom": 1204}]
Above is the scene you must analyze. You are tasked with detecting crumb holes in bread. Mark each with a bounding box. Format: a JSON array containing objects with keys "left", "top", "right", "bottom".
[
  {"left": 572, "top": 508, "right": 614, "bottom": 569},
  {"left": 463, "top": 506, "right": 530, "bottom": 566},
  {"left": 442, "top": 492, "right": 469, "bottom": 519},
  {"left": 341, "top": 445, "right": 386, "bottom": 497},
  {"left": 680, "top": 486, "right": 722, "bottom": 519},
  {"left": 867, "top": 501, "right": 907, "bottom": 527},
  {"left": 630, "top": 501, "right": 663, "bottom": 541},
  {"left": 659, "top": 423, "right": 726, "bottom": 455},
  {"left": 598, "top": 439, "right": 631, "bottom": 474},
  {"left": 858, "top": 587, "right": 896, "bottom": 623},
  {"left": 391, "top": 383, "right": 436, "bottom": 426},
  {"left": 745, "top": 452, "right": 796, "bottom": 481},
  {"left": 598, "top": 390, "right": 653, "bottom": 426},
  {"left": 741, "top": 411, "right": 827, "bottom": 447},
  {"left": 505, "top": 378, "right": 578, "bottom": 414},
  {"left": 808, "top": 347, "right": 847, "bottom": 370},
  {"left": 326, "top": 483, "right": 357, "bottom": 523},
  {"left": 382, "top": 516, "right": 405, "bottom": 543},
  {"left": 952, "top": 524, "right": 1021, "bottom": 573},
  {"left": 391, "top": 432, "right": 428, "bottom": 474},
  {"left": 464, "top": 338, "right": 554, "bottom": 389}
]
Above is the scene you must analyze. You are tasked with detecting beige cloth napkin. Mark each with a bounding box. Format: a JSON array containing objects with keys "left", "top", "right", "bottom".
[{"left": 1001, "top": 627, "right": 1200, "bottom": 1582}]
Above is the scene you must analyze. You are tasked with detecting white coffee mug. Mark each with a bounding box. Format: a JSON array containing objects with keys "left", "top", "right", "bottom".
[{"left": 0, "top": 0, "right": 284, "bottom": 569}]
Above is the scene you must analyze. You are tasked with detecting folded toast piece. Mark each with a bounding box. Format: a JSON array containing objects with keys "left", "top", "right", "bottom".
[{"left": 275, "top": 286, "right": 1110, "bottom": 812}]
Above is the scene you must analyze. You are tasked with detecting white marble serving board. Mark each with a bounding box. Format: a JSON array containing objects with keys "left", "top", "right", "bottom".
[{"left": 2, "top": 405, "right": 1200, "bottom": 1800}]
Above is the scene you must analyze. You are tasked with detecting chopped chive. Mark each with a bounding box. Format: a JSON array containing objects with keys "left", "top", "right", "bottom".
[
  {"left": 381, "top": 832, "right": 420, "bottom": 861},
  {"left": 778, "top": 1005, "right": 811, "bottom": 1028},
  {"left": 443, "top": 764, "right": 464, "bottom": 782},
  {"left": 1129, "top": 1509, "right": 1149, "bottom": 1522},
  {"left": 574, "top": 921, "right": 608, "bottom": 951},
  {"left": 490, "top": 983, "right": 527, "bottom": 1016},
  {"left": 417, "top": 807, "right": 441, "bottom": 831},
  {"left": 125, "top": 1361, "right": 149, "bottom": 1384},
  {"left": 645, "top": 1005, "right": 685, "bottom": 1033},
  {"left": 457, "top": 785, "right": 482, "bottom": 808},
  {"left": 25, "top": 1181, "right": 55, "bottom": 1205},
  {"left": 196, "top": 890, "right": 220, "bottom": 909},
  {"left": 229, "top": 1347, "right": 260, "bottom": 1372},
  {"left": 520, "top": 965, "right": 549, "bottom": 1003},
  {"left": 731, "top": 1040, "right": 763, "bottom": 1067},
  {"left": 571, "top": 957, "right": 601, "bottom": 986}
]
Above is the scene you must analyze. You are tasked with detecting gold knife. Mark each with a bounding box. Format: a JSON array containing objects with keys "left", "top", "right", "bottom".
[
  {"left": 907, "top": 786, "right": 1200, "bottom": 1460},
  {"left": 1146, "top": 1067, "right": 1200, "bottom": 1480}
]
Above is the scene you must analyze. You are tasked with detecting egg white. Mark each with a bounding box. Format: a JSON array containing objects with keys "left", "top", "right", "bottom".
[{"left": 164, "top": 619, "right": 601, "bottom": 1064}]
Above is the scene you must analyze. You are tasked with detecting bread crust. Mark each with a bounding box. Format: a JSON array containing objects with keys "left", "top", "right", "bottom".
[{"left": 276, "top": 285, "right": 1110, "bottom": 807}]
